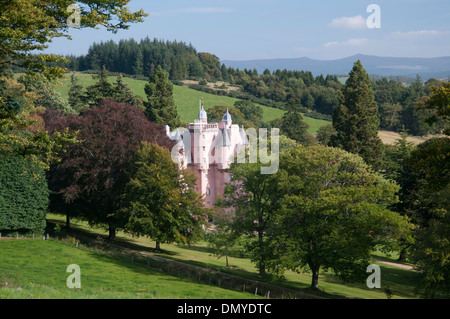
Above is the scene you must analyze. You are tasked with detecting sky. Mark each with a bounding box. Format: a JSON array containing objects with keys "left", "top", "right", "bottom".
[{"left": 45, "top": 0, "right": 450, "bottom": 61}]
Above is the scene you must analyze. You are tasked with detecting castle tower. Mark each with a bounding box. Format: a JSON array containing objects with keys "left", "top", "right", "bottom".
[{"left": 166, "top": 102, "right": 248, "bottom": 208}]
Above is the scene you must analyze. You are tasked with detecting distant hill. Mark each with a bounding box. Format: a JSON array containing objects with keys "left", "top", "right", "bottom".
[{"left": 221, "top": 54, "right": 450, "bottom": 80}]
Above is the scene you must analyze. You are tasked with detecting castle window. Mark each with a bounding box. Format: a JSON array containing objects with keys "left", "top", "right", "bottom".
[{"left": 206, "top": 189, "right": 211, "bottom": 196}]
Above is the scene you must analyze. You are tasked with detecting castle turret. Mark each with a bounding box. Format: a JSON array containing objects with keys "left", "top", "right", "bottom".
[
  {"left": 198, "top": 101, "right": 207, "bottom": 123},
  {"left": 222, "top": 108, "right": 232, "bottom": 128}
]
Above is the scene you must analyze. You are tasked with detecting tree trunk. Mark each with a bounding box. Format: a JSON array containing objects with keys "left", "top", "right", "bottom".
[
  {"left": 108, "top": 225, "right": 116, "bottom": 240},
  {"left": 258, "top": 229, "right": 266, "bottom": 276},
  {"left": 309, "top": 262, "right": 321, "bottom": 291},
  {"left": 155, "top": 241, "right": 161, "bottom": 250},
  {"left": 66, "top": 214, "right": 71, "bottom": 229}
]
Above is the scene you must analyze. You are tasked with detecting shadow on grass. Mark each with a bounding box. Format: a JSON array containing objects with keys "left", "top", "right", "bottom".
[
  {"left": 47, "top": 218, "right": 416, "bottom": 299},
  {"left": 321, "top": 264, "right": 421, "bottom": 299}
]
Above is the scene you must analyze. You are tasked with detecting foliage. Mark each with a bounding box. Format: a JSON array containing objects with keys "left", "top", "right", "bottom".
[
  {"left": 121, "top": 142, "right": 207, "bottom": 249},
  {"left": 0, "top": 76, "right": 78, "bottom": 171},
  {"left": 316, "top": 124, "right": 337, "bottom": 146},
  {"left": 44, "top": 100, "right": 173, "bottom": 238},
  {"left": 218, "top": 159, "right": 282, "bottom": 275},
  {"left": 422, "top": 81, "right": 450, "bottom": 135},
  {"left": 396, "top": 137, "right": 450, "bottom": 297},
  {"left": 17, "top": 73, "right": 75, "bottom": 114},
  {"left": 268, "top": 145, "right": 412, "bottom": 290},
  {"left": 68, "top": 38, "right": 204, "bottom": 79},
  {"left": 144, "top": 65, "right": 181, "bottom": 128},
  {"left": 332, "top": 60, "right": 384, "bottom": 169},
  {"left": 0, "top": 0, "right": 147, "bottom": 79},
  {"left": 83, "top": 66, "right": 115, "bottom": 106},
  {"left": 0, "top": 154, "right": 48, "bottom": 236},
  {"left": 281, "top": 107, "right": 315, "bottom": 146},
  {"left": 68, "top": 74, "right": 86, "bottom": 113}
]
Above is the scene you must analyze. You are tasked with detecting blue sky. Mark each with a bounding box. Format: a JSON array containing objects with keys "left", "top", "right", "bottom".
[{"left": 45, "top": 0, "right": 450, "bottom": 61}]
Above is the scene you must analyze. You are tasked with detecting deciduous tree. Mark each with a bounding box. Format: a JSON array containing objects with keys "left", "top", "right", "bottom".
[{"left": 269, "top": 145, "right": 412, "bottom": 290}]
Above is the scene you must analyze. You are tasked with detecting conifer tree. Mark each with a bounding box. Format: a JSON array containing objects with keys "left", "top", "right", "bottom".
[
  {"left": 68, "top": 74, "right": 86, "bottom": 113},
  {"left": 113, "top": 74, "right": 137, "bottom": 106},
  {"left": 84, "top": 66, "right": 114, "bottom": 106},
  {"left": 332, "top": 60, "right": 383, "bottom": 169},
  {"left": 144, "top": 65, "right": 181, "bottom": 128}
]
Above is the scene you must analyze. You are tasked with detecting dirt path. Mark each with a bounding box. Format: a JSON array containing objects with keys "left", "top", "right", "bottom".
[{"left": 376, "top": 260, "right": 416, "bottom": 270}]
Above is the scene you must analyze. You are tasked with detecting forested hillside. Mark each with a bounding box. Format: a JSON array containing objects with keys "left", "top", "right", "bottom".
[{"left": 62, "top": 38, "right": 447, "bottom": 136}]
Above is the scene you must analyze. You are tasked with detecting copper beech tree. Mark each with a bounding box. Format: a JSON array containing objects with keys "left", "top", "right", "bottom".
[{"left": 44, "top": 99, "right": 173, "bottom": 238}]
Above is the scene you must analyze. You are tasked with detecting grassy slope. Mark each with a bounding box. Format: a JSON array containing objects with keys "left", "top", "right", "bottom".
[
  {"left": 29, "top": 214, "right": 422, "bottom": 300},
  {"left": 53, "top": 73, "right": 328, "bottom": 133},
  {"left": 0, "top": 239, "right": 259, "bottom": 299}
]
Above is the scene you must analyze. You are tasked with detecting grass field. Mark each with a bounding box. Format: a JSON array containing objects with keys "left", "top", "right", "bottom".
[
  {"left": 0, "top": 213, "right": 422, "bottom": 300},
  {"left": 53, "top": 72, "right": 328, "bottom": 133},
  {"left": 0, "top": 239, "right": 260, "bottom": 299}
]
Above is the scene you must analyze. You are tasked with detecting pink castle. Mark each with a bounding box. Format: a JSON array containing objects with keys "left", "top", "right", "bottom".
[{"left": 166, "top": 101, "right": 249, "bottom": 207}]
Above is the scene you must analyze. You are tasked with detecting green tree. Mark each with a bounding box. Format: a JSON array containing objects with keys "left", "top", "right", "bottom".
[
  {"left": 0, "top": 154, "right": 48, "bottom": 236},
  {"left": 83, "top": 66, "right": 114, "bottom": 106},
  {"left": 422, "top": 81, "right": 450, "bottom": 135},
  {"left": 68, "top": 74, "right": 86, "bottom": 113},
  {"left": 144, "top": 65, "right": 181, "bottom": 128},
  {"left": 122, "top": 142, "right": 207, "bottom": 249},
  {"left": 280, "top": 108, "right": 315, "bottom": 146},
  {"left": 45, "top": 100, "right": 173, "bottom": 238},
  {"left": 234, "top": 100, "right": 263, "bottom": 122},
  {"left": 316, "top": 124, "right": 337, "bottom": 146},
  {"left": 333, "top": 60, "right": 384, "bottom": 169},
  {"left": 218, "top": 160, "right": 281, "bottom": 276},
  {"left": 18, "top": 73, "right": 75, "bottom": 114},
  {"left": 269, "top": 145, "right": 412, "bottom": 290},
  {"left": 0, "top": 0, "right": 148, "bottom": 79},
  {"left": 113, "top": 74, "right": 140, "bottom": 108},
  {"left": 396, "top": 137, "right": 450, "bottom": 297}
]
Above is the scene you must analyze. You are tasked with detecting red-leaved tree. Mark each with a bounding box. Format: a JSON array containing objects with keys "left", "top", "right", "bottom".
[{"left": 44, "top": 99, "right": 173, "bottom": 238}]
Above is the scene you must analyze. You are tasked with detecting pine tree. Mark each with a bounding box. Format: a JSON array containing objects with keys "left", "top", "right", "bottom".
[
  {"left": 68, "top": 74, "right": 86, "bottom": 113},
  {"left": 84, "top": 66, "right": 114, "bottom": 106},
  {"left": 113, "top": 74, "right": 137, "bottom": 106},
  {"left": 144, "top": 65, "right": 181, "bottom": 128},
  {"left": 332, "top": 60, "right": 383, "bottom": 169}
]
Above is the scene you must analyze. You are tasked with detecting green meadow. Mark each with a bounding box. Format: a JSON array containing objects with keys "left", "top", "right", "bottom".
[
  {"left": 53, "top": 73, "right": 330, "bottom": 133},
  {"left": 0, "top": 239, "right": 259, "bottom": 299},
  {"left": 0, "top": 214, "right": 422, "bottom": 299}
]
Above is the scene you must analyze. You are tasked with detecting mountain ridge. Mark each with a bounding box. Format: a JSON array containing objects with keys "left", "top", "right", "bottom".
[{"left": 221, "top": 54, "right": 450, "bottom": 80}]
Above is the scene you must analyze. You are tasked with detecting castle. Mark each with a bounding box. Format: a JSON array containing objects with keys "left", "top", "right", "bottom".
[{"left": 166, "top": 102, "right": 249, "bottom": 207}]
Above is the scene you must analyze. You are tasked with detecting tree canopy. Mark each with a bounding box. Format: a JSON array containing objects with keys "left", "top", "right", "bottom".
[{"left": 0, "top": 0, "right": 147, "bottom": 79}]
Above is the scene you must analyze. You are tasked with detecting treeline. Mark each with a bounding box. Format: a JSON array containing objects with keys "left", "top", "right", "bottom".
[
  {"left": 63, "top": 38, "right": 447, "bottom": 136},
  {"left": 65, "top": 37, "right": 211, "bottom": 80}
]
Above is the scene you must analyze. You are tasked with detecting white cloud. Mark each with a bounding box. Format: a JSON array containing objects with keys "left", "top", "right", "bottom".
[
  {"left": 392, "top": 30, "right": 443, "bottom": 37},
  {"left": 329, "top": 15, "right": 367, "bottom": 29},
  {"left": 323, "top": 38, "right": 368, "bottom": 48}
]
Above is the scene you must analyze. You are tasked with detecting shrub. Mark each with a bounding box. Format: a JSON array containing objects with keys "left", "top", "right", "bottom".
[{"left": 0, "top": 154, "right": 48, "bottom": 236}]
